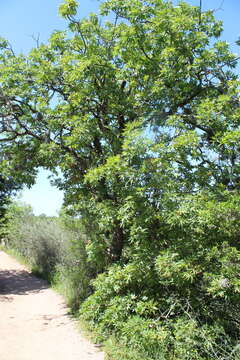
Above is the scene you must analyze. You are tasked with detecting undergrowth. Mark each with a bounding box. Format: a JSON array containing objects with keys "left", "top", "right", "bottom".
[{"left": 2, "top": 197, "right": 240, "bottom": 360}]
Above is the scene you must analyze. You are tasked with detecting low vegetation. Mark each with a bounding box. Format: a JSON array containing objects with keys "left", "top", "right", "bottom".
[
  {"left": 3, "top": 194, "right": 240, "bottom": 359},
  {"left": 2, "top": 203, "right": 91, "bottom": 310}
]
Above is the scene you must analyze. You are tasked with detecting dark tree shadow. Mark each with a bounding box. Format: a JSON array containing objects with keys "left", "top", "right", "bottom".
[{"left": 0, "top": 269, "right": 48, "bottom": 296}]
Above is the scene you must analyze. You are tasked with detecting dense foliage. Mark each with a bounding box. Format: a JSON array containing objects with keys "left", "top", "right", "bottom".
[
  {"left": 1, "top": 0, "right": 240, "bottom": 358},
  {"left": 0, "top": 175, "right": 22, "bottom": 220},
  {"left": 81, "top": 191, "right": 240, "bottom": 359}
]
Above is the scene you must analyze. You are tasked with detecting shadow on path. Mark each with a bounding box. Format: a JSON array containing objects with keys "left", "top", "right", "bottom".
[{"left": 0, "top": 269, "right": 48, "bottom": 296}]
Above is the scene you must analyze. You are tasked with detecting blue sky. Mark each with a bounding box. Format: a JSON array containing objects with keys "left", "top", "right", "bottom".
[{"left": 1, "top": 0, "right": 239, "bottom": 216}]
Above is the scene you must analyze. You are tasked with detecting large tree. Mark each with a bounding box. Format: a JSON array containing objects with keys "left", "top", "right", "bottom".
[
  {"left": 0, "top": 0, "right": 239, "bottom": 263},
  {"left": 0, "top": 2, "right": 240, "bottom": 356}
]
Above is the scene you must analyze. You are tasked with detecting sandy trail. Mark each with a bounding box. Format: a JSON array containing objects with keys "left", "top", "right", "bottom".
[{"left": 0, "top": 250, "right": 104, "bottom": 360}]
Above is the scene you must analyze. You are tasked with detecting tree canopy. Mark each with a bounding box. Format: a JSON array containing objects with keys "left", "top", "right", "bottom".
[{"left": 0, "top": 0, "right": 239, "bottom": 258}]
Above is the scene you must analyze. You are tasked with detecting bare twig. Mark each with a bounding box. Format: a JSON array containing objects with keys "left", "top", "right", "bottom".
[
  {"left": 213, "top": 0, "right": 225, "bottom": 13},
  {"left": 199, "top": 0, "right": 202, "bottom": 25},
  {"left": 30, "top": 33, "right": 41, "bottom": 48}
]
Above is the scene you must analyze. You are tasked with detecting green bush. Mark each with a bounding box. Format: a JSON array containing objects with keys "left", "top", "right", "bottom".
[
  {"left": 3, "top": 202, "right": 92, "bottom": 306},
  {"left": 5, "top": 204, "right": 63, "bottom": 277},
  {"left": 80, "top": 192, "right": 240, "bottom": 360},
  {"left": 55, "top": 234, "right": 93, "bottom": 311}
]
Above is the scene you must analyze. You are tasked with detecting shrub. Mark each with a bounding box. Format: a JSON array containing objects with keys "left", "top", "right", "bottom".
[
  {"left": 5, "top": 204, "right": 63, "bottom": 277},
  {"left": 3, "top": 202, "right": 92, "bottom": 306},
  {"left": 55, "top": 233, "right": 93, "bottom": 310},
  {"left": 80, "top": 192, "right": 240, "bottom": 360}
]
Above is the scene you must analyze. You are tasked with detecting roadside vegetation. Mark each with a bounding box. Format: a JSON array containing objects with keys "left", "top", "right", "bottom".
[
  {"left": 0, "top": 0, "right": 240, "bottom": 359},
  {"left": 2, "top": 202, "right": 91, "bottom": 310},
  {"left": 2, "top": 195, "right": 240, "bottom": 360}
]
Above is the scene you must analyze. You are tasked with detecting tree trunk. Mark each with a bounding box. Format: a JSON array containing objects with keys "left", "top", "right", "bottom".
[{"left": 109, "top": 223, "right": 124, "bottom": 262}]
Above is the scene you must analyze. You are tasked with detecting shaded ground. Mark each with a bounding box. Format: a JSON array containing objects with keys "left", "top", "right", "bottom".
[{"left": 0, "top": 250, "right": 104, "bottom": 360}]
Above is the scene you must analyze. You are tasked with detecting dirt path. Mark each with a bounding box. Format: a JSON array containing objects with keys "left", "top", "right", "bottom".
[{"left": 0, "top": 250, "right": 105, "bottom": 360}]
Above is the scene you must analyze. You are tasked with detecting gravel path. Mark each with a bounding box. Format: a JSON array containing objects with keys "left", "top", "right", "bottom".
[{"left": 0, "top": 250, "right": 105, "bottom": 360}]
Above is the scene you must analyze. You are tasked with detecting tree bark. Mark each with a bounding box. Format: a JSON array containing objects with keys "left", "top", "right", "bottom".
[{"left": 110, "top": 222, "right": 124, "bottom": 262}]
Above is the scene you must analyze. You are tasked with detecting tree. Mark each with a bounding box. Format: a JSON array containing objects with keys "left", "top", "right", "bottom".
[
  {"left": 0, "top": 1, "right": 240, "bottom": 355},
  {"left": 0, "top": 0, "right": 239, "bottom": 262}
]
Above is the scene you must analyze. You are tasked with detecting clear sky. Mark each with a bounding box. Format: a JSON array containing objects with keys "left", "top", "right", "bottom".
[{"left": 1, "top": 0, "right": 239, "bottom": 216}]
